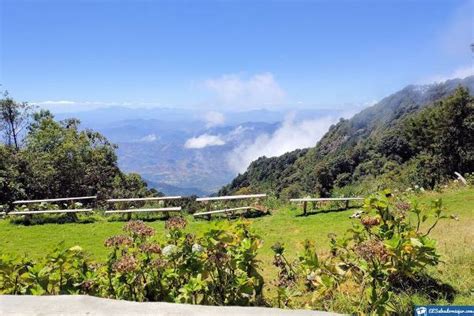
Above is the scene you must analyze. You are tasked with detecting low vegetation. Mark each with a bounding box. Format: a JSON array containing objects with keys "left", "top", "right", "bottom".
[{"left": 1, "top": 185, "right": 473, "bottom": 313}]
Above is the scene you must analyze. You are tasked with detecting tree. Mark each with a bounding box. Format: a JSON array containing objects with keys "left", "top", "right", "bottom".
[{"left": 0, "top": 92, "right": 34, "bottom": 150}]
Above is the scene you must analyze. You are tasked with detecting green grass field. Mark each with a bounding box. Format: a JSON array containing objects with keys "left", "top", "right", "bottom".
[{"left": 1, "top": 186, "right": 473, "bottom": 305}]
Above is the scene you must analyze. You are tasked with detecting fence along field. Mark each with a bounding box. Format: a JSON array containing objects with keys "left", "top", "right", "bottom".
[{"left": 4, "top": 192, "right": 366, "bottom": 222}]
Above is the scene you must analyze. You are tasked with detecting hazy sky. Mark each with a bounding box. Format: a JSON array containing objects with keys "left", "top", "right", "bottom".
[{"left": 1, "top": 0, "right": 472, "bottom": 111}]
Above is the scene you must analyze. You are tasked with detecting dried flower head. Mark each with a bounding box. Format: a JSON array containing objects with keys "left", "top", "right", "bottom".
[
  {"left": 81, "top": 280, "right": 95, "bottom": 292},
  {"left": 123, "top": 220, "right": 155, "bottom": 238},
  {"left": 207, "top": 243, "right": 229, "bottom": 264},
  {"left": 113, "top": 255, "right": 138, "bottom": 273},
  {"left": 395, "top": 201, "right": 411, "bottom": 212},
  {"left": 104, "top": 235, "right": 133, "bottom": 248},
  {"left": 151, "top": 258, "right": 166, "bottom": 269},
  {"left": 140, "top": 242, "right": 162, "bottom": 254},
  {"left": 361, "top": 216, "right": 381, "bottom": 228},
  {"left": 165, "top": 216, "right": 187, "bottom": 230},
  {"left": 355, "top": 240, "right": 389, "bottom": 262}
]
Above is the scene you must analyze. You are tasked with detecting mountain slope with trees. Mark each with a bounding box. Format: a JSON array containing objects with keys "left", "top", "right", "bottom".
[
  {"left": 0, "top": 93, "right": 157, "bottom": 207},
  {"left": 220, "top": 77, "right": 474, "bottom": 198}
]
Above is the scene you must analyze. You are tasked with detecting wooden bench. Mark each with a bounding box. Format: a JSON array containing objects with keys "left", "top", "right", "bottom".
[
  {"left": 9, "top": 196, "right": 97, "bottom": 217},
  {"left": 194, "top": 194, "right": 267, "bottom": 219},
  {"left": 290, "top": 197, "right": 364, "bottom": 216},
  {"left": 105, "top": 196, "right": 182, "bottom": 218},
  {"left": 8, "top": 209, "right": 92, "bottom": 215}
]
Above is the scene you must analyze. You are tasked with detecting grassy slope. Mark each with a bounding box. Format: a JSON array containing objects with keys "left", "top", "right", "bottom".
[{"left": 0, "top": 186, "right": 473, "bottom": 304}]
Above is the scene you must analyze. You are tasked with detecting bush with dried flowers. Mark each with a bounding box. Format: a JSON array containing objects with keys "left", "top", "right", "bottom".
[
  {"left": 271, "top": 190, "right": 452, "bottom": 314},
  {"left": 0, "top": 218, "right": 264, "bottom": 306}
]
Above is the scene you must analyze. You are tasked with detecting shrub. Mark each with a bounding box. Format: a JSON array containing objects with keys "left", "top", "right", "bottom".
[
  {"left": 0, "top": 219, "right": 264, "bottom": 305},
  {"left": 271, "top": 190, "right": 453, "bottom": 314}
]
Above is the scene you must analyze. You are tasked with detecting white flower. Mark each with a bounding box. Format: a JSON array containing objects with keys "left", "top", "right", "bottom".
[
  {"left": 162, "top": 245, "right": 177, "bottom": 257},
  {"left": 306, "top": 271, "right": 317, "bottom": 281},
  {"left": 192, "top": 243, "right": 203, "bottom": 253}
]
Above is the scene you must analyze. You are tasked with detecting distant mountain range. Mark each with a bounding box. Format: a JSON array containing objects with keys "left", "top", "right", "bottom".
[{"left": 54, "top": 107, "right": 344, "bottom": 195}]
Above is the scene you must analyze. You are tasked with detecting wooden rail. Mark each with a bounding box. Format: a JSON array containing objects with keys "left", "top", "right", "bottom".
[
  {"left": 106, "top": 196, "right": 181, "bottom": 202},
  {"left": 8, "top": 209, "right": 93, "bottom": 215},
  {"left": 196, "top": 194, "right": 266, "bottom": 202},
  {"left": 106, "top": 196, "right": 183, "bottom": 218},
  {"left": 194, "top": 206, "right": 257, "bottom": 217},
  {"left": 290, "top": 197, "right": 364, "bottom": 216},
  {"left": 13, "top": 196, "right": 97, "bottom": 204},
  {"left": 195, "top": 194, "right": 267, "bottom": 219},
  {"left": 105, "top": 207, "right": 181, "bottom": 214}
]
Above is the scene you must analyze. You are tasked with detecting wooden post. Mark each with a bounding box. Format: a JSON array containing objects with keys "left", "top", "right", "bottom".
[
  {"left": 206, "top": 202, "right": 211, "bottom": 221},
  {"left": 303, "top": 201, "right": 307, "bottom": 216},
  {"left": 68, "top": 199, "right": 78, "bottom": 222},
  {"left": 126, "top": 203, "right": 132, "bottom": 221},
  {"left": 345, "top": 200, "right": 349, "bottom": 209},
  {"left": 163, "top": 200, "right": 170, "bottom": 219}
]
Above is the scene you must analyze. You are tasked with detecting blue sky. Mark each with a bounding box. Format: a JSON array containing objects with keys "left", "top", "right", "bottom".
[{"left": 0, "top": 0, "right": 472, "bottom": 112}]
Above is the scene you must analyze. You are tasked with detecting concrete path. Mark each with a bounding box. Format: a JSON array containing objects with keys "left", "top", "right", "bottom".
[{"left": 0, "top": 295, "right": 343, "bottom": 316}]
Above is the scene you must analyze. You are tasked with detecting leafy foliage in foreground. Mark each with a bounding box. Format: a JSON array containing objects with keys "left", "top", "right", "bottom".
[
  {"left": 0, "top": 219, "right": 264, "bottom": 306},
  {"left": 0, "top": 192, "right": 458, "bottom": 313},
  {"left": 221, "top": 80, "right": 474, "bottom": 198},
  {"left": 271, "top": 190, "right": 454, "bottom": 314}
]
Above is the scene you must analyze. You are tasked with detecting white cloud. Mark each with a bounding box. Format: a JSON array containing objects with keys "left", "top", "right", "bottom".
[
  {"left": 31, "top": 100, "right": 162, "bottom": 112},
  {"left": 204, "top": 72, "right": 286, "bottom": 108},
  {"left": 228, "top": 125, "right": 251, "bottom": 138},
  {"left": 204, "top": 111, "right": 225, "bottom": 128},
  {"left": 33, "top": 100, "right": 76, "bottom": 105},
  {"left": 140, "top": 134, "right": 158, "bottom": 142},
  {"left": 227, "top": 114, "right": 337, "bottom": 173},
  {"left": 421, "top": 64, "right": 474, "bottom": 84},
  {"left": 184, "top": 133, "right": 226, "bottom": 149}
]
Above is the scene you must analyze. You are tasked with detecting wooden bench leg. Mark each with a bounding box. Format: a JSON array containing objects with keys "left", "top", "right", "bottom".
[
  {"left": 303, "top": 201, "right": 307, "bottom": 216},
  {"left": 163, "top": 201, "right": 170, "bottom": 219},
  {"left": 205, "top": 202, "right": 211, "bottom": 221},
  {"left": 69, "top": 212, "right": 78, "bottom": 222},
  {"left": 345, "top": 200, "right": 349, "bottom": 209}
]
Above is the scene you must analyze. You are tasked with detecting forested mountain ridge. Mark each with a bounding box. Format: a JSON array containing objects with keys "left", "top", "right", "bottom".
[{"left": 220, "top": 77, "right": 474, "bottom": 198}]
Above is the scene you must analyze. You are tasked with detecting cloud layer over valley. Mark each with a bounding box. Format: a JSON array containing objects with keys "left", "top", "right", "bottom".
[{"left": 227, "top": 114, "right": 337, "bottom": 173}]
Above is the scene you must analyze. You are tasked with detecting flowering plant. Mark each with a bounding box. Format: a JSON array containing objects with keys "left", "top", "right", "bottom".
[
  {"left": 0, "top": 218, "right": 264, "bottom": 306},
  {"left": 271, "top": 190, "right": 451, "bottom": 313}
]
